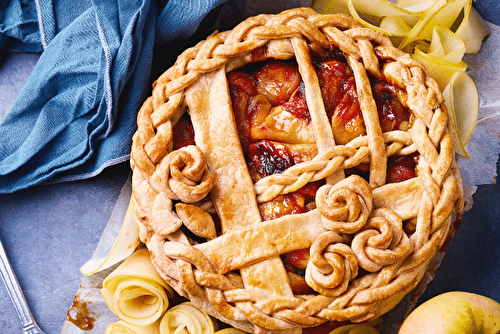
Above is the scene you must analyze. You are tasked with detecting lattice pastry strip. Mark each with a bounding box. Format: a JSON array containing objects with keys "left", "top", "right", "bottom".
[{"left": 130, "top": 7, "right": 464, "bottom": 334}]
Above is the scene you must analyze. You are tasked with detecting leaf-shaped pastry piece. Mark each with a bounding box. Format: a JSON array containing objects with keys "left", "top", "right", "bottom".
[{"left": 176, "top": 203, "right": 217, "bottom": 240}]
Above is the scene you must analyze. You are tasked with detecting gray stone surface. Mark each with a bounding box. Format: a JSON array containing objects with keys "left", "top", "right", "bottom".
[{"left": 0, "top": 51, "right": 130, "bottom": 334}]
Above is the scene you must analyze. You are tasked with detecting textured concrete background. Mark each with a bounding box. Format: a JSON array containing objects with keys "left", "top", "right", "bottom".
[{"left": 0, "top": 52, "right": 131, "bottom": 333}]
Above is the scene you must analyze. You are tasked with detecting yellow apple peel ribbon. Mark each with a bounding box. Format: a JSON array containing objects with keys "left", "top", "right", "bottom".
[
  {"left": 80, "top": 195, "right": 141, "bottom": 276},
  {"left": 101, "top": 248, "right": 174, "bottom": 327},
  {"left": 105, "top": 320, "right": 161, "bottom": 334},
  {"left": 398, "top": 0, "right": 469, "bottom": 50},
  {"left": 159, "top": 302, "right": 215, "bottom": 334},
  {"left": 104, "top": 305, "right": 248, "bottom": 334},
  {"left": 455, "top": 4, "right": 491, "bottom": 53},
  {"left": 323, "top": 0, "right": 490, "bottom": 54},
  {"left": 213, "top": 329, "right": 247, "bottom": 334},
  {"left": 426, "top": 25, "right": 465, "bottom": 63},
  {"left": 443, "top": 71, "right": 478, "bottom": 159}
]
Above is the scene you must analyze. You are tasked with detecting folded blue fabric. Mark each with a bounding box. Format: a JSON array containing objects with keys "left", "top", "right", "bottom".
[
  {"left": 0, "top": 0, "right": 42, "bottom": 53},
  {"left": 0, "top": 0, "right": 229, "bottom": 193}
]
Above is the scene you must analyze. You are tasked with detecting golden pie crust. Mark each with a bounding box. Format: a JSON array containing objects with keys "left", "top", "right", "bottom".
[{"left": 130, "top": 7, "right": 464, "bottom": 333}]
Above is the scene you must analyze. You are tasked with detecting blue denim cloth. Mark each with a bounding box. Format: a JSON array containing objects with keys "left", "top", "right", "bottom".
[{"left": 0, "top": 0, "right": 229, "bottom": 193}]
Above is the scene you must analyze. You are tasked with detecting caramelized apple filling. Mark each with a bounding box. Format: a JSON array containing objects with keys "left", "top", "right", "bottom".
[{"left": 170, "top": 49, "right": 419, "bottom": 295}]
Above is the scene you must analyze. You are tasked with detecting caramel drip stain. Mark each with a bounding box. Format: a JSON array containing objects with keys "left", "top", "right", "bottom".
[{"left": 66, "top": 295, "right": 95, "bottom": 330}]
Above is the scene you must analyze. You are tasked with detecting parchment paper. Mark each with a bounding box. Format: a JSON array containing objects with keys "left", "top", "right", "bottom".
[
  {"left": 60, "top": 17, "right": 500, "bottom": 334},
  {"left": 455, "top": 22, "right": 500, "bottom": 186}
]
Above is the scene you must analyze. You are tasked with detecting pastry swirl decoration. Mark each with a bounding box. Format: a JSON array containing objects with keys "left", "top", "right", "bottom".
[
  {"left": 351, "top": 209, "right": 412, "bottom": 273},
  {"left": 150, "top": 145, "right": 214, "bottom": 204},
  {"left": 129, "top": 7, "right": 464, "bottom": 333},
  {"left": 305, "top": 231, "right": 359, "bottom": 297},
  {"left": 315, "top": 175, "right": 372, "bottom": 234}
]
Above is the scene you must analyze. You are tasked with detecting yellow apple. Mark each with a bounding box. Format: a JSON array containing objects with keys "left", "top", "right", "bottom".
[{"left": 399, "top": 291, "right": 500, "bottom": 334}]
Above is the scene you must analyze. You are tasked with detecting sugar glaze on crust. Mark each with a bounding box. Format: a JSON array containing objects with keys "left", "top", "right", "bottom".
[{"left": 130, "top": 7, "right": 464, "bottom": 333}]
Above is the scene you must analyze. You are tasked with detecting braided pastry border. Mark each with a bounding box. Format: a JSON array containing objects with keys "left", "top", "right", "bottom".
[{"left": 130, "top": 7, "right": 464, "bottom": 333}]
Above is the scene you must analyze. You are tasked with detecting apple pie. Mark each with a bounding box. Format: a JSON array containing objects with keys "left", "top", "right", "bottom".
[{"left": 130, "top": 7, "right": 464, "bottom": 333}]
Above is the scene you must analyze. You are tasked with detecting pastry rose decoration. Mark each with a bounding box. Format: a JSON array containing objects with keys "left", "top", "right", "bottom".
[
  {"left": 316, "top": 175, "right": 372, "bottom": 234},
  {"left": 152, "top": 145, "right": 214, "bottom": 203}
]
